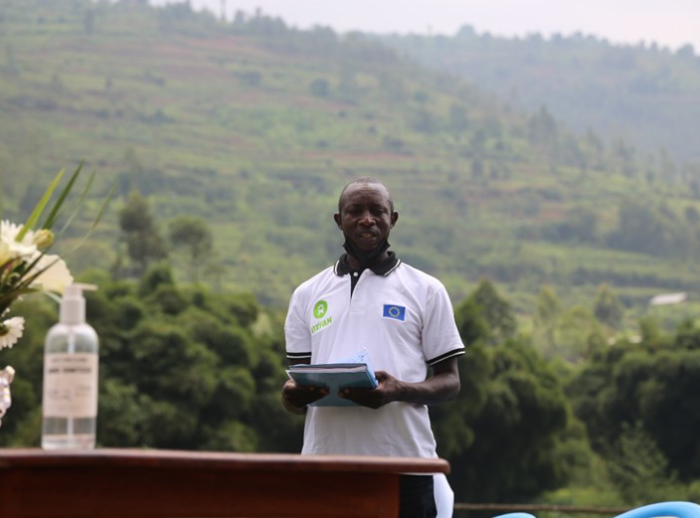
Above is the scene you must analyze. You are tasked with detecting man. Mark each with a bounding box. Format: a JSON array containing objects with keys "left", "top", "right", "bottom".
[{"left": 282, "top": 178, "right": 465, "bottom": 518}]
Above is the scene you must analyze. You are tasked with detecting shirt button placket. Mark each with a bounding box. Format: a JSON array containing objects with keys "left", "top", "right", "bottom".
[{"left": 350, "top": 271, "right": 367, "bottom": 314}]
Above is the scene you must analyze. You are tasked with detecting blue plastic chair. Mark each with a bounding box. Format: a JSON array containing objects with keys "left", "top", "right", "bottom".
[
  {"left": 615, "top": 502, "right": 700, "bottom": 518},
  {"left": 492, "top": 513, "right": 536, "bottom": 518}
]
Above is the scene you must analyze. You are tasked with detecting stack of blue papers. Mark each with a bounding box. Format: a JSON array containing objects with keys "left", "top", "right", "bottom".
[{"left": 287, "top": 354, "right": 378, "bottom": 407}]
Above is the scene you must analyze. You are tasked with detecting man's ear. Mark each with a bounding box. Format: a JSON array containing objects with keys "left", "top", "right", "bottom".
[
  {"left": 391, "top": 211, "right": 399, "bottom": 228},
  {"left": 333, "top": 213, "right": 342, "bottom": 229}
]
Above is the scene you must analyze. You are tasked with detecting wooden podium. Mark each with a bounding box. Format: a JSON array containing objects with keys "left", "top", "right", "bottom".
[{"left": 0, "top": 449, "right": 450, "bottom": 518}]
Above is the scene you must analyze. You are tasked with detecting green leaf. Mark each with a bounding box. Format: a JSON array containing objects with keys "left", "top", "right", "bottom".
[
  {"left": 4, "top": 251, "right": 46, "bottom": 289},
  {"left": 42, "top": 161, "right": 84, "bottom": 230},
  {"left": 92, "top": 179, "right": 118, "bottom": 228},
  {"left": 57, "top": 167, "right": 96, "bottom": 235},
  {"left": 67, "top": 179, "right": 117, "bottom": 253},
  {"left": 16, "top": 168, "right": 65, "bottom": 242},
  {"left": 0, "top": 287, "right": 38, "bottom": 313}
]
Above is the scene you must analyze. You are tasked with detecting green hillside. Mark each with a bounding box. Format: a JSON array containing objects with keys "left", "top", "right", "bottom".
[
  {"left": 379, "top": 28, "right": 700, "bottom": 163},
  {"left": 2, "top": 0, "right": 700, "bottom": 318}
]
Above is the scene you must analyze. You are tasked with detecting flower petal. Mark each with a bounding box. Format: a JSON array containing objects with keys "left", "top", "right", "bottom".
[{"left": 29, "top": 254, "right": 73, "bottom": 294}]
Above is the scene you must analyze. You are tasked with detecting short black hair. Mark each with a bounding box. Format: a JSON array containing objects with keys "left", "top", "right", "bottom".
[{"left": 338, "top": 177, "right": 394, "bottom": 213}]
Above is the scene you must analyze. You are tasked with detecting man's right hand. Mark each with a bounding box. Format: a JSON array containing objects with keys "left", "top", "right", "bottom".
[{"left": 281, "top": 380, "right": 329, "bottom": 414}]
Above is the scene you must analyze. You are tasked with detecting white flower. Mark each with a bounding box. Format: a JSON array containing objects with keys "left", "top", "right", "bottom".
[
  {"left": 0, "top": 220, "right": 38, "bottom": 266},
  {"left": 29, "top": 254, "right": 73, "bottom": 294},
  {"left": 0, "top": 317, "right": 25, "bottom": 350}
]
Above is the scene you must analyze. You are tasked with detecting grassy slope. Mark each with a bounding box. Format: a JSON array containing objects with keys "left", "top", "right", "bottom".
[
  {"left": 379, "top": 30, "right": 700, "bottom": 163},
  {"left": 1, "top": 0, "right": 699, "bottom": 320}
]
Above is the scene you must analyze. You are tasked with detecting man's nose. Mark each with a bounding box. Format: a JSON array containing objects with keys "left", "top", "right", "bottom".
[{"left": 359, "top": 211, "right": 374, "bottom": 226}]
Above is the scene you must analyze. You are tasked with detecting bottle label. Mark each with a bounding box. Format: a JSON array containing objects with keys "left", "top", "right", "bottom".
[{"left": 43, "top": 353, "right": 98, "bottom": 418}]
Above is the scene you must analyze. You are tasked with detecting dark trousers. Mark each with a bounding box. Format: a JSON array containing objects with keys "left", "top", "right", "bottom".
[{"left": 399, "top": 475, "right": 437, "bottom": 518}]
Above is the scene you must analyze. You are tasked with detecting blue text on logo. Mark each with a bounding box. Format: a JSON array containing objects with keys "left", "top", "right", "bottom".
[{"left": 383, "top": 304, "right": 406, "bottom": 321}]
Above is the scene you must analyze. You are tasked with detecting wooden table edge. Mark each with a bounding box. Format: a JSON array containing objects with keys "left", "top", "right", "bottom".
[{"left": 0, "top": 448, "right": 450, "bottom": 474}]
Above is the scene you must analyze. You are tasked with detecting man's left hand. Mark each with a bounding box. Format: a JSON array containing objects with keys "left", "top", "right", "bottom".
[
  {"left": 337, "top": 357, "right": 461, "bottom": 409},
  {"left": 339, "top": 370, "right": 403, "bottom": 409}
]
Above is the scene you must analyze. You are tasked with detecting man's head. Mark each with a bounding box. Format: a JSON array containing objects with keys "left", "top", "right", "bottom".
[
  {"left": 334, "top": 178, "right": 398, "bottom": 265},
  {"left": 337, "top": 177, "right": 395, "bottom": 215}
]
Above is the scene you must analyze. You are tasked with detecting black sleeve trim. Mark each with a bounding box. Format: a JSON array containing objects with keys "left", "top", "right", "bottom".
[
  {"left": 426, "top": 348, "right": 465, "bottom": 366},
  {"left": 287, "top": 351, "right": 312, "bottom": 359}
]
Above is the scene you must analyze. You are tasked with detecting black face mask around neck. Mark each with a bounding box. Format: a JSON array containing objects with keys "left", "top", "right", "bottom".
[{"left": 342, "top": 234, "right": 390, "bottom": 267}]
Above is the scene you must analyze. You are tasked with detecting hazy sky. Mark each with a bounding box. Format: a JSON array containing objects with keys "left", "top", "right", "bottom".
[{"left": 153, "top": 0, "right": 699, "bottom": 51}]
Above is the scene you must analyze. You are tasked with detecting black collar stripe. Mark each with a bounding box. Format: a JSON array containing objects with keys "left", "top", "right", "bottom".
[{"left": 334, "top": 252, "right": 400, "bottom": 277}]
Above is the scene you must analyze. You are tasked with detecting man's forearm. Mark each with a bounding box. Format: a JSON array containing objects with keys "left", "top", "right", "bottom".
[
  {"left": 393, "top": 371, "right": 460, "bottom": 406},
  {"left": 393, "top": 356, "right": 461, "bottom": 405}
]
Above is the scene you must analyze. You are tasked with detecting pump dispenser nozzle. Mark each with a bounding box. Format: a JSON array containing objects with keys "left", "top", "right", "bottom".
[{"left": 59, "top": 283, "right": 98, "bottom": 326}]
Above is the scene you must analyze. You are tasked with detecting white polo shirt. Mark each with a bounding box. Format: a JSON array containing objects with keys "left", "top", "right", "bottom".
[{"left": 285, "top": 254, "right": 465, "bottom": 458}]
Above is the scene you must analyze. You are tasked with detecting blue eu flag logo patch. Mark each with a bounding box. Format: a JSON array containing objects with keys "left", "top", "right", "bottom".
[{"left": 383, "top": 304, "right": 406, "bottom": 321}]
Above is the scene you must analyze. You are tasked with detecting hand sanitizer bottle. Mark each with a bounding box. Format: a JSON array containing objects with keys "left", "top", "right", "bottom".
[{"left": 41, "top": 283, "right": 99, "bottom": 449}]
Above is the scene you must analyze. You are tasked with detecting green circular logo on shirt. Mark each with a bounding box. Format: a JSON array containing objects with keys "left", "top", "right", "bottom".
[{"left": 313, "top": 300, "right": 328, "bottom": 319}]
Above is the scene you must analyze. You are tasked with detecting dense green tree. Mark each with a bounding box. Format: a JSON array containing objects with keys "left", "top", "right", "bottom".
[
  {"left": 464, "top": 279, "right": 517, "bottom": 344},
  {"left": 168, "top": 215, "right": 215, "bottom": 284},
  {"left": 607, "top": 421, "right": 684, "bottom": 505},
  {"left": 434, "top": 282, "right": 586, "bottom": 502},
  {"left": 552, "top": 306, "right": 604, "bottom": 363},
  {"left": 534, "top": 285, "right": 561, "bottom": 346},
  {"left": 453, "top": 297, "right": 489, "bottom": 347},
  {"left": 437, "top": 337, "right": 583, "bottom": 502},
  {"left": 114, "top": 192, "right": 168, "bottom": 278},
  {"left": 139, "top": 262, "right": 175, "bottom": 297},
  {"left": 0, "top": 269, "right": 301, "bottom": 452},
  {"left": 593, "top": 284, "right": 624, "bottom": 329},
  {"left": 569, "top": 333, "right": 700, "bottom": 481},
  {"left": 607, "top": 198, "right": 696, "bottom": 258},
  {"left": 531, "top": 288, "right": 607, "bottom": 363}
]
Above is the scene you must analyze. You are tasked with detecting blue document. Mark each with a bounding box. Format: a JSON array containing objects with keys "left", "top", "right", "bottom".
[{"left": 286, "top": 362, "right": 378, "bottom": 407}]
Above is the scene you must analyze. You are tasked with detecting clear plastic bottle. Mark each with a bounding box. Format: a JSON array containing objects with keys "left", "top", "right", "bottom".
[{"left": 41, "top": 283, "right": 99, "bottom": 450}]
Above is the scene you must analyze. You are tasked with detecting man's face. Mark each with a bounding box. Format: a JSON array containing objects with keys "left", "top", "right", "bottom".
[{"left": 334, "top": 183, "right": 398, "bottom": 252}]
